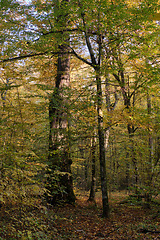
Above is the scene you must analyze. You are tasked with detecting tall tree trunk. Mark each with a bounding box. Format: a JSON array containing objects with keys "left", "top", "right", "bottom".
[
  {"left": 88, "top": 136, "right": 96, "bottom": 202},
  {"left": 96, "top": 71, "right": 109, "bottom": 217},
  {"left": 105, "top": 76, "right": 118, "bottom": 192},
  {"left": 47, "top": 0, "right": 75, "bottom": 204},
  {"left": 113, "top": 71, "right": 138, "bottom": 192},
  {"left": 73, "top": 5, "right": 109, "bottom": 216},
  {"left": 144, "top": 92, "right": 153, "bottom": 206},
  {"left": 123, "top": 89, "right": 138, "bottom": 194},
  {"left": 155, "top": 136, "right": 160, "bottom": 167},
  {"left": 147, "top": 92, "right": 153, "bottom": 174}
]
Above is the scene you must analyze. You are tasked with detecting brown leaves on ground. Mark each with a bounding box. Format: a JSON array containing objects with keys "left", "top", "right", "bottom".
[
  {"left": 0, "top": 191, "right": 160, "bottom": 239},
  {"left": 51, "top": 192, "right": 160, "bottom": 240}
]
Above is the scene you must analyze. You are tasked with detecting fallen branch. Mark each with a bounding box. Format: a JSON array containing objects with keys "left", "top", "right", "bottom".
[{"left": 138, "top": 228, "right": 160, "bottom": 234}]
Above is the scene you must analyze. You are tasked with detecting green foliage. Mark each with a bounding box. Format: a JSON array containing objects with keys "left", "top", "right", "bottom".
[
  {"left": 45, "top": 167, "right": 69, "bottom": 203},
  {"left": 0, "top": 0, "right": 159, "bottom": 231},
  {"left": 0, "top": 158, "right": 46, "bottom": 207}
]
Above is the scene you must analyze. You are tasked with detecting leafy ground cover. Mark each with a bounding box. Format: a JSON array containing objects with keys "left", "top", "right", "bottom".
[{"left": 0, "top": 191, "right": 160, "bottom": 239}]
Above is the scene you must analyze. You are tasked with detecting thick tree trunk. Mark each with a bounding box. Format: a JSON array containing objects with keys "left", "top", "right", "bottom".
[
  {"left": 47, "top": 0, "right": 75, "bottom": 204},
  {"left": 48, "top": 49, "right": 75, "bottom": 204}
]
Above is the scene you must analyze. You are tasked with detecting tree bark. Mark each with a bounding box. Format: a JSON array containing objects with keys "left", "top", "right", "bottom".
[
  {"left": 144, "top": 92, "right": 153, "bottom": 207},
  {"left": 47, "top": 0, "right": 75, "bottom": 204},
  {"left": 88, "top": 136, "right": 96, "bottom": 202},
  {"left": 71, "top": 4, "right": 110, "bottom": 216},
  {"left": 114, "top": 72, "right": 138, "bottom": 193},
  {"left": 96, "top": 71, "right": 109, "bottom": 217}
]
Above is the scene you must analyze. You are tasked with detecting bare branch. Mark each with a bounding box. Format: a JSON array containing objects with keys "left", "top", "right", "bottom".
[
  {"left": 0, "top": 51, "right": 58, "bottom": 63},
  {"left": 42, "top": 28, "right": 79, "bottom": 36},
  {"left": 69, "top": 46, "right": 94, "bottom": 68}
]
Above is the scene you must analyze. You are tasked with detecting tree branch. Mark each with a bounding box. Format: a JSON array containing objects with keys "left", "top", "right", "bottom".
[
  {"left": 79, "top": 8, "right": 97, "bottom": 67},
  {"left": 42, "top": 28, "right": 79, "bottom": 36},
  {"left": 69, "top": 46, "right": 94, "bottom": 68},
  {"left": 0, "top": 51, "right": 59, "bottom": 63}
]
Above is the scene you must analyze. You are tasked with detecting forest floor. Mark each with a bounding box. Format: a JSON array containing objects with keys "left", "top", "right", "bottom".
[{"left": 0, "top": 191, "right": 160, "bottom": 240}]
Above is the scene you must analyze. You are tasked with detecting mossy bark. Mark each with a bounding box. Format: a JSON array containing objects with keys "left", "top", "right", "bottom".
[{"left": 47, "top": 0, "right": 75, "bottom": 204}]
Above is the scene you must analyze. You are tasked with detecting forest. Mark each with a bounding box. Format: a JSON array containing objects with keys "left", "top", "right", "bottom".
[{"left": 0, "top": 0, "right": 160, "bottom": 239}]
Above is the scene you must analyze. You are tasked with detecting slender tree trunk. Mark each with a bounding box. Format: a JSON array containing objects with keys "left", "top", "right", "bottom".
[
  {"left": 127, "top": 103, "right": 138, "bottom": 194},
  {"left": 128, "top": 132, "right": 138, "bottom": 193},
  {"left": 155, "top": 136, "right": 160, "bottom": 167},
  {"left": 74, "top": 5, "right": 109, "bottom": 216},
  {"left": 123, "top": 91, "right": 138, "bottom": 194},
  {"left": 105, "top": 76, "right": 118, "bottom": 191},
  {"left": 145, "top": 92, "right": 153, "bottom": 207},
  {"left": 88, "top": 136, "right": 96, "bottom": 202},
  {"left": 96, "top": 71, "right": 109, "bottom": 217},
  {"left": 125, "top": 149, "right": 130, "bottom": 191},
  {"left": 147, "top": 92, "right": 153, "bottom": 172},
  {"left": 113, "top": 70, "right": 139, "bottom": 193},
  {"left": 47, "top": 0, "right": 75, "bottom": 204}
]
